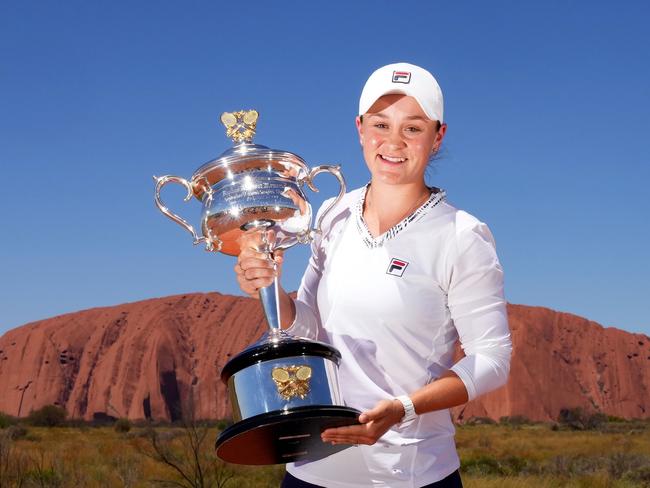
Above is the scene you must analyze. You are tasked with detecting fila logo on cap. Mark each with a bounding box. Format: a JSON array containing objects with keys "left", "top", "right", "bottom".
[
  {"left": 387, "top": 258, "right": 409, "bottom": 277},
  {"left": 392, "top": 71, "right": 411, "bottom": 84}
]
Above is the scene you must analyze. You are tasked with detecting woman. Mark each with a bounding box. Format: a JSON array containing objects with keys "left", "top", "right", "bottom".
[{"left": 235, "top": 63, "right": 512, "bottom": 488}]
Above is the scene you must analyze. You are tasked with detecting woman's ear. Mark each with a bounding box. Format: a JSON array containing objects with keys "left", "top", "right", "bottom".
[
  {"left": 355, "top": 116, "right": 364, "bottom": 146},
  {"left": 433, "top": 122, "right": 447, "bottom": 152}
]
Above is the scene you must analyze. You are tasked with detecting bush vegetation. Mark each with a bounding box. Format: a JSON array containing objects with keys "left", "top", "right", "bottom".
[
  {"left": 0, "top": 412, "right": 17, "bottom": 429},
  {"left": 557, "top": 407, "right": 609, "bottom": 430},
  {"left": 114, "top": 418, "right": 132, "bottom": 433},
  {"left": 0, "top": 410, "right": 648, "bottom": 487},
  {"left": 26, "top": 405, "right": 67, "bottom": 427}
]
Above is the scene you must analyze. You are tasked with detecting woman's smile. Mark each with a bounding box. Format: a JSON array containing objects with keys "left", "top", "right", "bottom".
[{"left": 379, "top": 154, "right": 407, "bottom": 163}]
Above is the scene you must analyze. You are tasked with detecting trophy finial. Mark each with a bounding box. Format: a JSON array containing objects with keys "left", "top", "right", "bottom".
[{"left": 220, "top": 110, "right": 259, "bottom": 144}]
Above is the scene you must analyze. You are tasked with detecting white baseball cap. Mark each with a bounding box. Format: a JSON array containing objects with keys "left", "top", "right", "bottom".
[{"left": 358, "top": 62, "right": 444, "bottom": 123}]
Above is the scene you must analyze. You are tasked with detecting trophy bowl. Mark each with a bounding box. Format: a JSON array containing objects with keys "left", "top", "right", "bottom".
[{"left": 153, "top": 110, "right": 360, "bottom": 465}]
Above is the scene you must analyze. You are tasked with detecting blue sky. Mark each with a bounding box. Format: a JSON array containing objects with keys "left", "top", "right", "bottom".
[{"left": 1, "top": 1, "right": 649, "bottom": 336}]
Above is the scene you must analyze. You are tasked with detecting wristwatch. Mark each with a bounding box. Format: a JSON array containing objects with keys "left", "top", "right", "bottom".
[{"left": 395, "top": 395, "right": 417, "bottom": 425}]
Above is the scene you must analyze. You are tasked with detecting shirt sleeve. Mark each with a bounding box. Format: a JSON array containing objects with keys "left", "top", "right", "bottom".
[
  {"left": 285, "top": 199, "right": 334, "bottom": 339},
  {"left": 447, "top": 219, "right": 512, "bottom": 401}
]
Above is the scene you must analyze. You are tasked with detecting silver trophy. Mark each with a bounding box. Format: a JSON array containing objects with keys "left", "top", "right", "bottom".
[{"left": 154, "top": 110, "right": 359, "bottom": 465}]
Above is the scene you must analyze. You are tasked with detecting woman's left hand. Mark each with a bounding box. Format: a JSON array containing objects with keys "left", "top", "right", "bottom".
[{"left": 321, "top": 399, "right": 404, "bottom": 445}]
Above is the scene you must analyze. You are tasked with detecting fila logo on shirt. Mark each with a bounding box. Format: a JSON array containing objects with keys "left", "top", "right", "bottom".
[
  {"left": 386, "top": 258, "right": 409, "bottom": 277},
  {"left": 392, "top": 71, "right": 411, "bottom": 84}
]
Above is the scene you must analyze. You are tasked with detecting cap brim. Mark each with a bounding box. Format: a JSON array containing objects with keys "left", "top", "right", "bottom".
[{"left": 360, "top": 88, "right": 438, "bottom": 122}]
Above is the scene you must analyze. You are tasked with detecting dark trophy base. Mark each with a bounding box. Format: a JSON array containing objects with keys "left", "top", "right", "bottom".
[{"left": 215, "top": 405, "right": 360, "bottom": 465}]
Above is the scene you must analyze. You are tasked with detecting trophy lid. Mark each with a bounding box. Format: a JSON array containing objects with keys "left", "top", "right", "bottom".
[{"left": 190, "top": 110, "right": 309, "bottom": 200}]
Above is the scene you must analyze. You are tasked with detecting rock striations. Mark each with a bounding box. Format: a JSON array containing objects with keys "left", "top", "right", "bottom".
[
  {"left": 0, "top": 294, "right": 648, "bottom": 422},
  {"left": 0, "top": 293, "right": 266, "bottom": 422},
  {"left": 452, "top": 305, "right": 649, "bottom": 422}
]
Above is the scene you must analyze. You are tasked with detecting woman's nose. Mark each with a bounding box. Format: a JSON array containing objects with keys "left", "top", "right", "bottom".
[{"left": 385, "top": 128, "right": 405, "bottom": 148}]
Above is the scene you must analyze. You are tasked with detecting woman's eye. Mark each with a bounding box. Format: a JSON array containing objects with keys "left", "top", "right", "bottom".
[
  {"left": 374, "top": 123, "right": 388, "bottom": 129},
  {"left": 405, "top": 126, "right": 422, "bottom": 133}
]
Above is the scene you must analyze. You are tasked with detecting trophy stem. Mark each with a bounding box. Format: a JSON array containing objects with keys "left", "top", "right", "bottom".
[
  {"left": 242, "top": 220, "right": 282, "bottom": 332},
  {"left": 259, "top": 278, "right": 281, "bottom": 332}
]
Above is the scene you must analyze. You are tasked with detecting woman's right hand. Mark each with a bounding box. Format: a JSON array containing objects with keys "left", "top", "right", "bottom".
[{"left": 235, "top": 229, "right": 285, "bottom": 299}]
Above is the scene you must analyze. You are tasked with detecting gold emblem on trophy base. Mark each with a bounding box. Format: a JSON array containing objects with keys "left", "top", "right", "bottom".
[
  {"left": 220, "top": 110, "right": 259, "bottom": 144},
  {"left": 272, "top": 365, "right": 313, "bottom": 400}
]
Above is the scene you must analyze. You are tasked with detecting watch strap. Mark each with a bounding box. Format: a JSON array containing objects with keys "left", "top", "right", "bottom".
[{"left": 395, "top": 395, "right": 417, "bottom": 424}]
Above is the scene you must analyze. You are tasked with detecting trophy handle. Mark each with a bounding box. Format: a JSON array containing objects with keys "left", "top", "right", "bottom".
[
  {"left": 303, "top": 165, "right": 346, "bottom": 238},
  {"left": 153, "top": 175, "right": 216, "bottom": 251}
]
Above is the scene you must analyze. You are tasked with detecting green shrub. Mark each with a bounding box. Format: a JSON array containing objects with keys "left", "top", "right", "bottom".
[
  {"left": 461, "top": 455, "right": 504, "bottom": 476},
  {"left": 114, "top": 418, "right": 132, "bottom": 433},
  {"left": 501, "top": 455, "right": 530, "bottom": 476},
  {"left": 0, "top": 412, "right": 16, "bottom": 428},
  {"left": 27, "top": 405, "right": 67, "bottom": 427},
  {"left": 461, "top": 454, "right": 530, "bottom": 477}
]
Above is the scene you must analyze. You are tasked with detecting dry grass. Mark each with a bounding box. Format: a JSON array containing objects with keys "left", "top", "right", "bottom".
[
  {"left": 457, "top": 422, "right": 650, "bottom": 487},
  {"left": 457, "top": 423, "right": 650, "bottom": 460},
  {"left": 0, "top": 420, "right": 648, "bottom": 487}
]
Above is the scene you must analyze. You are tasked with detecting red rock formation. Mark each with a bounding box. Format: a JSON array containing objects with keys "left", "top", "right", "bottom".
[
  {"left": 0, "top": 295, "right": 648, "bottom": 422},
  {"left": 0, "top": 293, "right": 266, "bottom": 421},
  {"left": 451, "top": 304, "right": 650, "bottom": 422}
]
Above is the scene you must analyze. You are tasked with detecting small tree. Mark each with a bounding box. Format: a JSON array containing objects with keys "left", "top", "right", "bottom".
[
  {"left": 114, "top": 418, "right": 132, "bottom": 433},
  {"left": 138, "top": 395, "right": 235, "bottom": 488},
  {"left": 27, "top": 405, "right": 67, "bottom": 427},
  {"left": 0, "top": 412, "right": 16, "bottom": 429}
]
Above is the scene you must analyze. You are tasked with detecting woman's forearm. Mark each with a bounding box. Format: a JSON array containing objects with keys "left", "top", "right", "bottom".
[
  {"left": 321, "top": 370, "right": 471, "bottom": 446},
  {"left": 409, "top": 370, "right": 469, "bottom": 415}
]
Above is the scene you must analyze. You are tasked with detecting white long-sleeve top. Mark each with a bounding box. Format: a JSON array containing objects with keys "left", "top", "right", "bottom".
[{"left": 286, "top": 185, "right": 512, "bottom": 488}]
